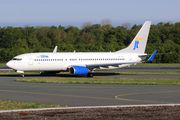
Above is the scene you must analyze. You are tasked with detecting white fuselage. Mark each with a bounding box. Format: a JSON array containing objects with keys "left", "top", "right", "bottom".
[
  {"left": 6, "top": 21, "right": 152, "bottom": 75},
  {"left": 6, "top": 52, "right": 142, "bottom": 72}
]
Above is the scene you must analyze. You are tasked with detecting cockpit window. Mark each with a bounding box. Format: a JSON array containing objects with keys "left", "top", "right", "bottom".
[{"left": 12, "top": 58, "right": 22, "bottom": 61}]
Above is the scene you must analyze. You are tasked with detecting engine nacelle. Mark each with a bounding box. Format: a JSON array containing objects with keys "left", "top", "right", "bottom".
[{"left": 69, "top": 66, "right": 89, "bottom": 75}]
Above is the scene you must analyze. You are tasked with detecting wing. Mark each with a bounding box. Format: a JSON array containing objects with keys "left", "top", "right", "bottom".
[{"left": 86, "top": 61, "right": 142, "bottom": 70}]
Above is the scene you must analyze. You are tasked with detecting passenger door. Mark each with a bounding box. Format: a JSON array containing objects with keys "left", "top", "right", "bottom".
[{"left": 28, "top": 56, "right": 33, "bottom": 65}]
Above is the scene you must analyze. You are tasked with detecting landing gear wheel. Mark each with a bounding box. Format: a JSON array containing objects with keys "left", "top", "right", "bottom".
[
  {"left": 86, "top": 73, "right": 93, "bottom": 77},
  {"left": 21, "top": 74, "right": 24, "bottom": 77}
]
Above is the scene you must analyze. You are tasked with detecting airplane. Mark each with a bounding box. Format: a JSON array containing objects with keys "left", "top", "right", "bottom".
[{"left": 6, "top": 21, "right": 158, "bottom": 77}]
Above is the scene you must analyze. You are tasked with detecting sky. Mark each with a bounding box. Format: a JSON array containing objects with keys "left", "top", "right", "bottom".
[{"left": 0, "top": 0, "right": 179, "bottom": 28}]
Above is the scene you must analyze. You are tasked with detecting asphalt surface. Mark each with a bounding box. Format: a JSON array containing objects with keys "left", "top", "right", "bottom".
[
  {"left": 0, "top": 66, "right": 179, "bottom": 106},
  {"left": 0, "top": 75, "right": 180, "bottom": 106}
]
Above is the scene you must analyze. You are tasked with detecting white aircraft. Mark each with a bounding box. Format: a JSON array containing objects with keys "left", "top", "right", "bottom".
[{"left": 6, "top": 21, "right": 157, "bottom": 77}]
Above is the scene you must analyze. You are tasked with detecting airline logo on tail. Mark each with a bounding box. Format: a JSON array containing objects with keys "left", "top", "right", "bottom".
[{"left": 133, "top": 38, "right": 145, "bottom": 50}]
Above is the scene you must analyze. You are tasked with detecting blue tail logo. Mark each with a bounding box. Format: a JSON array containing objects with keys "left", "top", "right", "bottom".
[
  {"left": 133, "top": 40, "right": 139, "bottom": 50},
  {"left": 133, "top": 38, "right": 145, "bottom": 50}
]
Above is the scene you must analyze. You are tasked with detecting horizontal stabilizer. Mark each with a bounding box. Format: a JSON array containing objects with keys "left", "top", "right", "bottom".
[
  {"left": 155, "top": 52, "right": 172, "bottom": 55},
  {"left": 139, "top": 52, "right": 172, "bottom": 57},
  {"left": 146, "top": 50, "right": 157, "bottom": 63}
]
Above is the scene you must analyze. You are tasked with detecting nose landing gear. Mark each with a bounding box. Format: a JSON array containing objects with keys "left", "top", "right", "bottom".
[{"left": 15, "top": 70, "right": 24, "bottom": 77}]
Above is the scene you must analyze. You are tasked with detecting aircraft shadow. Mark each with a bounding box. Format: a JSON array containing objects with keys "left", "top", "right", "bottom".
[
  {"left": 0, "top": 72, "right": 122, "bottom": 78},
  {"left": 93, "top": 73, "right": 121, "bottom": 76}
]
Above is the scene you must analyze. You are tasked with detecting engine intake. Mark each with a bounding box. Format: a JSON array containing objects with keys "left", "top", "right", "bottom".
[{"left": 69, "top": 66, "right": 89, "bottom": 75}]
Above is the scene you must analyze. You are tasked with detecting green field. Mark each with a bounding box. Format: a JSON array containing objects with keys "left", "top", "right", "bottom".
[
  {"left": 96, "top": 71, "right": 180, "bottom": 75},
  {"left": 0, "top": 100, "right": 62, "bottom": 110},
  {"left": 0, "top": 63, "right": 6, "bottom": 66},
  {"left": 0, "top": 71, "right": 40, "bottom": 75},
  {"left": 1, "top": 70, "right": 180, "bottom": 75}
]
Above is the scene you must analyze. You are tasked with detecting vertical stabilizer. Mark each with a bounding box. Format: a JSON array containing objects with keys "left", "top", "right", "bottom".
[{"left": 116, "top": 21, "right": 151, "bottom": 54}]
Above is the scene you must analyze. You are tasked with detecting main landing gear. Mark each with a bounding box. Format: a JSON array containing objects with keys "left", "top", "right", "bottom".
[{"left": 86, "top": 73, "right": 93, "bottom": 77}]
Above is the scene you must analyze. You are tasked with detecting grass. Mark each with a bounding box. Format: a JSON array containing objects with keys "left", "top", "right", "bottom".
[
  {"left": 0, "top": 71, "right": 41, "bottom": 75},
  {"left": 1, "top": 71, "right": 180, "bottom": 75},
  {"left": 0, "top": 63, "right": 6, "bottom": 66},
  {"left": 115, "top": 71, "right": 180, "bottom": 74},
  {"left": 0, "top": 100, "right": 63, "bottom": 110},
  {"left": 95, "top": 71, "right": 180, "bottom": 75},
  {"left": 16, "top": 77, "right": 180, "bottom": 85}
]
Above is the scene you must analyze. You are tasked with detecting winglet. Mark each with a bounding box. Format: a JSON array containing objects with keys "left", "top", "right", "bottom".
[
  {"left": 146, "top": 50, "right": 157, "bottom": 63},
  {"left": 53, "top": 46, "right": 58, "bottom": 53}
]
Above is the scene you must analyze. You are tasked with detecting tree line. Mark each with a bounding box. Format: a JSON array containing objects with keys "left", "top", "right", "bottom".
[{"left": 0, "top": 21, "right": 180, "bottom": 63}]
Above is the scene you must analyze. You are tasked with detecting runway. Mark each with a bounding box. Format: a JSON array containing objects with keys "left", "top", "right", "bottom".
[
  {"left": 0, "top": 66, "right": 179, "bottom": 106},
  {"left": 0, "top": 75, "right": 180, "bottom": 106}
]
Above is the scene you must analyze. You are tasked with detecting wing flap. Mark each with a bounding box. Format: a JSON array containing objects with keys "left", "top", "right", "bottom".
[{"left": 86, "top": 62, "right": 141, "bottom": 69}]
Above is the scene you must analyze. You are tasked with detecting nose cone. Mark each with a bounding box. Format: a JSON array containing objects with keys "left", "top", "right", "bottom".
[{"left": 6, "top": 61, "right": 13, "bottom": 68}]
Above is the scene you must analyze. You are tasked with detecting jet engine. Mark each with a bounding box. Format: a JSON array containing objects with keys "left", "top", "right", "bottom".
[{"left": 69, "top": 66, "right": 89, "bottom": 75}]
